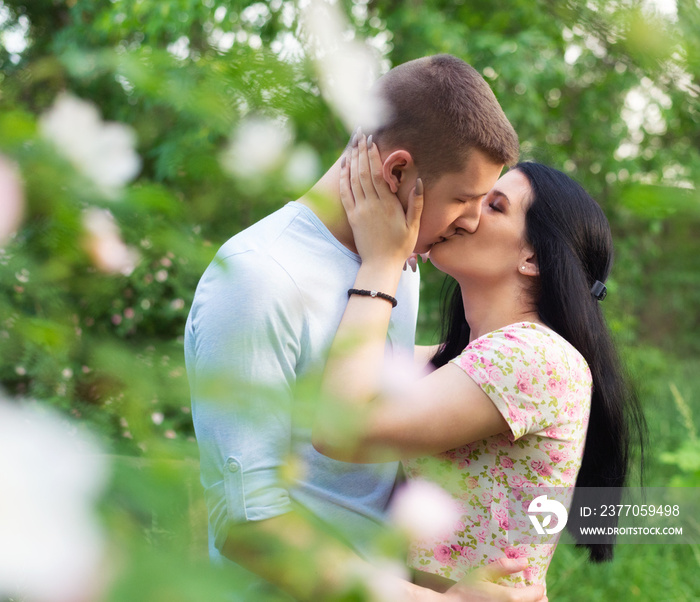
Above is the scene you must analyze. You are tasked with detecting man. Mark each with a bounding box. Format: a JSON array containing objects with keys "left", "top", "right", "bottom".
[{"left": 185, "top": 55, "right": 544, "bottom": 601}]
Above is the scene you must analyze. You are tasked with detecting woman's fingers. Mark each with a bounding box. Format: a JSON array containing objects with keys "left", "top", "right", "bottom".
[
  {"left": 338, "top": 153, "right": 355, "bottom": 215},
  {"left": 406, "top": 177, "right": 424, "bottom": 233},
  {"left": 356, "top": 131, "right": 373, "bottom": 200},
  {"left": 349, "top": 133, "right": 364, "bottom": 205}
]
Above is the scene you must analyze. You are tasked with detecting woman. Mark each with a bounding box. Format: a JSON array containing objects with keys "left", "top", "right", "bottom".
[{"left": 313, "top": 134, "right": 645, "bottom": 591}]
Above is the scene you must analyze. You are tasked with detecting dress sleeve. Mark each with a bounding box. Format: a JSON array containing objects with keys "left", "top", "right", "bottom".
[
  {"left": 185, "top": 250, "right": 305, "bottom": 551},
  {"left": 449, "top": 325, "right": 586, "bottom": 441}
]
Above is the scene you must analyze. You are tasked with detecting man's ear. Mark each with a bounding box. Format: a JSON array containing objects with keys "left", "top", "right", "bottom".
[{"left": 381, "top": 150, "right": 416, "bottom": 194}]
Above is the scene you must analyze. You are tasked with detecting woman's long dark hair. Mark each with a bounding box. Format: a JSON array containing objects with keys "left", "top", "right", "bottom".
[{"left": 432, "top": 162, "right": 646, "bottom": 562}]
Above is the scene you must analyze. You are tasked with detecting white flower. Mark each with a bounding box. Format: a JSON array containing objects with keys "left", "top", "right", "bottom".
[
  {"left": 82, "top": 208, "right": 139, "bottom": 276},
  {"left": 0, "top": 394, "right": 109, "bottom": 602},
  {"left": 299, "top": 0, "right": 389, "bottom": 132},
  {"left": 0, "top": 155, "right": 24, "bottom": 244},
  {"left": 40, "top": 93, "right": 141, "bottom": 197},
  {"left": 390, "top": 479, "right": 461, "bottom": 541},
  {"left": 220, "top": 116, "right": 293, "bottom": 179}
]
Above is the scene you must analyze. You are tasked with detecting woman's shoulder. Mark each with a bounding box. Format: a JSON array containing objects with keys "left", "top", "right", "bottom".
[{"left": 460, "top": 322, "right": 590, "bottom": 380}]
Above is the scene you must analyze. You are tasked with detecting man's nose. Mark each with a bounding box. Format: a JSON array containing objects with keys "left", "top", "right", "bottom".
[{"left": 454, "top": 202, "right": 482, "bottom": 233}]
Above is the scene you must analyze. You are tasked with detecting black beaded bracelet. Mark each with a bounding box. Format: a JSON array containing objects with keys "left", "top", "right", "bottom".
[{"left": 348, "top": 288, "right": 398, "bottom": 308}]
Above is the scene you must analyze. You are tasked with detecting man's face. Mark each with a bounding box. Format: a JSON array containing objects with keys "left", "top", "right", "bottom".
[{"left": 413, "top": 149, "right": 505, "bottom": 254}]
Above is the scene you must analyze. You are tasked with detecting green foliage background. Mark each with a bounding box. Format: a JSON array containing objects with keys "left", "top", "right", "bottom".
[{"left": 1, "top": 0, "right": 699, "bottom": 600}]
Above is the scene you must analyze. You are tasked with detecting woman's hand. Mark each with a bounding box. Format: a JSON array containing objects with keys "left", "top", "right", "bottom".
[{"left": 340, "top": 130, "right": 423, "bottom": 270}]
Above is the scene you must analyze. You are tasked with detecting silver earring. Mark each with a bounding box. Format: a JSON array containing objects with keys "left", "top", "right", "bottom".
[{"left": 520, "top": 266, "right": 526, "bottom": 271}]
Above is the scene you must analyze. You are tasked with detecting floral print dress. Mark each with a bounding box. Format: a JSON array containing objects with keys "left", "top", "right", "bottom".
[{"left": 403, "top": 322, "right": 592, "bottom": 587}]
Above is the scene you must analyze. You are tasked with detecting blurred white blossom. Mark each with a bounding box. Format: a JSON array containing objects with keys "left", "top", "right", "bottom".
[
  {"left": 40, "top": 93, "right": 141, "bottom": 197},
  {"left": 82, "top": 208, "right": 139, "bottom": 275},
  {"left": 0, "top": 394, "right": 109, "bottom": 602},
  {"left": 299, "top": 0, "right": 388, "bottom": 132},
  {"left": 220, "top": 116, "right": 293, "bottom": 179},
  {"left": 284, "top": 144, "right": 321, "bottom": 189},
  {"left": 0, "top": 155, "right": 24, "bottom": 243},
  {"left": 390, "top": 479, "right": 461, "bottom": 541},
  {"left": 346, "top": 556, "right": 409, "bottom": 602}
]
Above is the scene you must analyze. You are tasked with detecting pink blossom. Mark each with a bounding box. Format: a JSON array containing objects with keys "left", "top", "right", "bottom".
[
  {"left": 390, "top": 480, "right": 461, "bottom": 540},
  {"left": 466, "top": 477, "right": 478, "bottom": 489},
  {"left": 501, "top": 457, "right": 514, "bottom": 469},
  {"left": 476, "top": 528, "right": 488, "bottom": 543},
  {"left": 433, "top": 544, "right": 453, "bottom": 564}
]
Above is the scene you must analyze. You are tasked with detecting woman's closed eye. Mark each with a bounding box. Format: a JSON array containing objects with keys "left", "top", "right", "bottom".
[{"left": 488, "top": 202, "right": 503, "bottom": 212}]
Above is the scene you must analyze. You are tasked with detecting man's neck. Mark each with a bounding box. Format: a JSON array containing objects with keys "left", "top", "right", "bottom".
[{"left": 296, "top": 157, "right": 358, "bottom": 254}]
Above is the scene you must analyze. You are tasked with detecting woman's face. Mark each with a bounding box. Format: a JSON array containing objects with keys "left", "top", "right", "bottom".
[{"left": 428, "top": 169, "right": 534, "bottom": 283}]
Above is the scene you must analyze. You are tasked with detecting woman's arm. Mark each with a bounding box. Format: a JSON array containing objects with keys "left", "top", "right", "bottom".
[
  {"left": 313, "top": 134, "right": 508, "bottom": 463},
  {"left": 415, "top": 344, "right": 440, "bottom": 372}
]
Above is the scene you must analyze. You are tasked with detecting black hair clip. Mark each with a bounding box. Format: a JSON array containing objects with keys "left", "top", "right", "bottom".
[{"left": 591, "top": 280, "right": 607, "bottom": 301}]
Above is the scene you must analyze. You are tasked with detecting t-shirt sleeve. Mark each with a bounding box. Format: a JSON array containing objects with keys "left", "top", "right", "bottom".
[
  {"left": 185, "top": 250, "right": 305, "bottom": 551},
  {"left": 449, "top": 326, "right": 582, "bottom": 441}
]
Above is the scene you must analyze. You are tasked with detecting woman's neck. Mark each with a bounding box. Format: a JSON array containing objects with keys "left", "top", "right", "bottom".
[{"left": 459, "top": 278, "right": 541, "bottom": 342}]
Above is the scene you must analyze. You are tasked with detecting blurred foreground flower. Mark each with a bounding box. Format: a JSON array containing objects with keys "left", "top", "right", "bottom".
[
  {"left": 220, "top": 115, "right": 293, "bottom": 179},
  {"left": 0, "top": 393, "right": 109, "bottom": 602},
  {"left": 0, "top": 155, "right": 24, "bottom": 244},
  {"left": 82, "top": 207, "right": 140, "bottom": 275},
  {"left": 40, "top": 93, "right": 141, "bottom": 197},
  {"left": 300, "top": 0, "right": 388, "bottom": 132},
  {"left": 390, "top": 479, "right": 461, "bottom": 541}
]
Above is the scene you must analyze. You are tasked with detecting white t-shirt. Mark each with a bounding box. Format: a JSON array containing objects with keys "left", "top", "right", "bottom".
[{"left": 185, "top": 201, "right": 420, "bottom": 559}]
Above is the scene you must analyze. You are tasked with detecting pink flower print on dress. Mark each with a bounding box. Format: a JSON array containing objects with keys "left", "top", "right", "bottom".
[
  {"left": 505, "top": 546, "right": 529, "bottom": 559},
  {"left": 459, "top": 351, "right": 480, "bottom": 369},
  {"left": 530, "top": 459, "right": 553, "bottom": 477},
  {"left": 523, "top": 566, "right": 537, "bottom": 581},
  {"left": 466, "top": 477, "right": 479, "bottom": 490},
  {"left": 482, "top": 358, "right": 504, "bottom": 382},
  {"left": 547, "top": 376, "right": 567, "bottom": 397},
  {"left": 460, "top": 546, "right": 478, "bottom": 562},
  {"left": 562, "top": 467, "right": 577, "bottom": 480},
  {"left": 544, "top": 426, "right": 563, "bottom": 439},
  {"left": 497, "top": 344, "right": 513, "bottom": 357},
  {"left": 548, "top": 450, "right": 564, "bottom": 464},
  {"left": 516, "top": 370, "right": 535, "bottom": 395},
  {"left": 493, "top": 507, "right": 510, "bottom": 530},
  {"left": 508, "top": 404, "right": 526, "bottom": 427},
  {"left": 476, "top": 527, "right": 489, "bottom": 543},
  {"left": 433, "top": 544, "right": 454, "bottom": 565}
]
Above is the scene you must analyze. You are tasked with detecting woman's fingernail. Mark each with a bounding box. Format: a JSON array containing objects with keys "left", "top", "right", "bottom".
[
  {"left": 367, "top": 134, "right": 373, "bottom": 148},
  {"left": 341, "top": 155, "right": 346, "bottom": 168},
  {"left": 357, "top": 126, "right": 363, "bottom": 138},
  {"left": 415, "top": 178, "right": 423, "bottom": 196},
  {"left": 351, "top": 133, "right": 358, "bottom": 147}
]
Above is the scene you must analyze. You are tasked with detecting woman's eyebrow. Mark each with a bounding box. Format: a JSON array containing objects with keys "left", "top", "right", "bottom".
[{"left": 490, "top": 189, "right": 511, "bottom": 206}]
